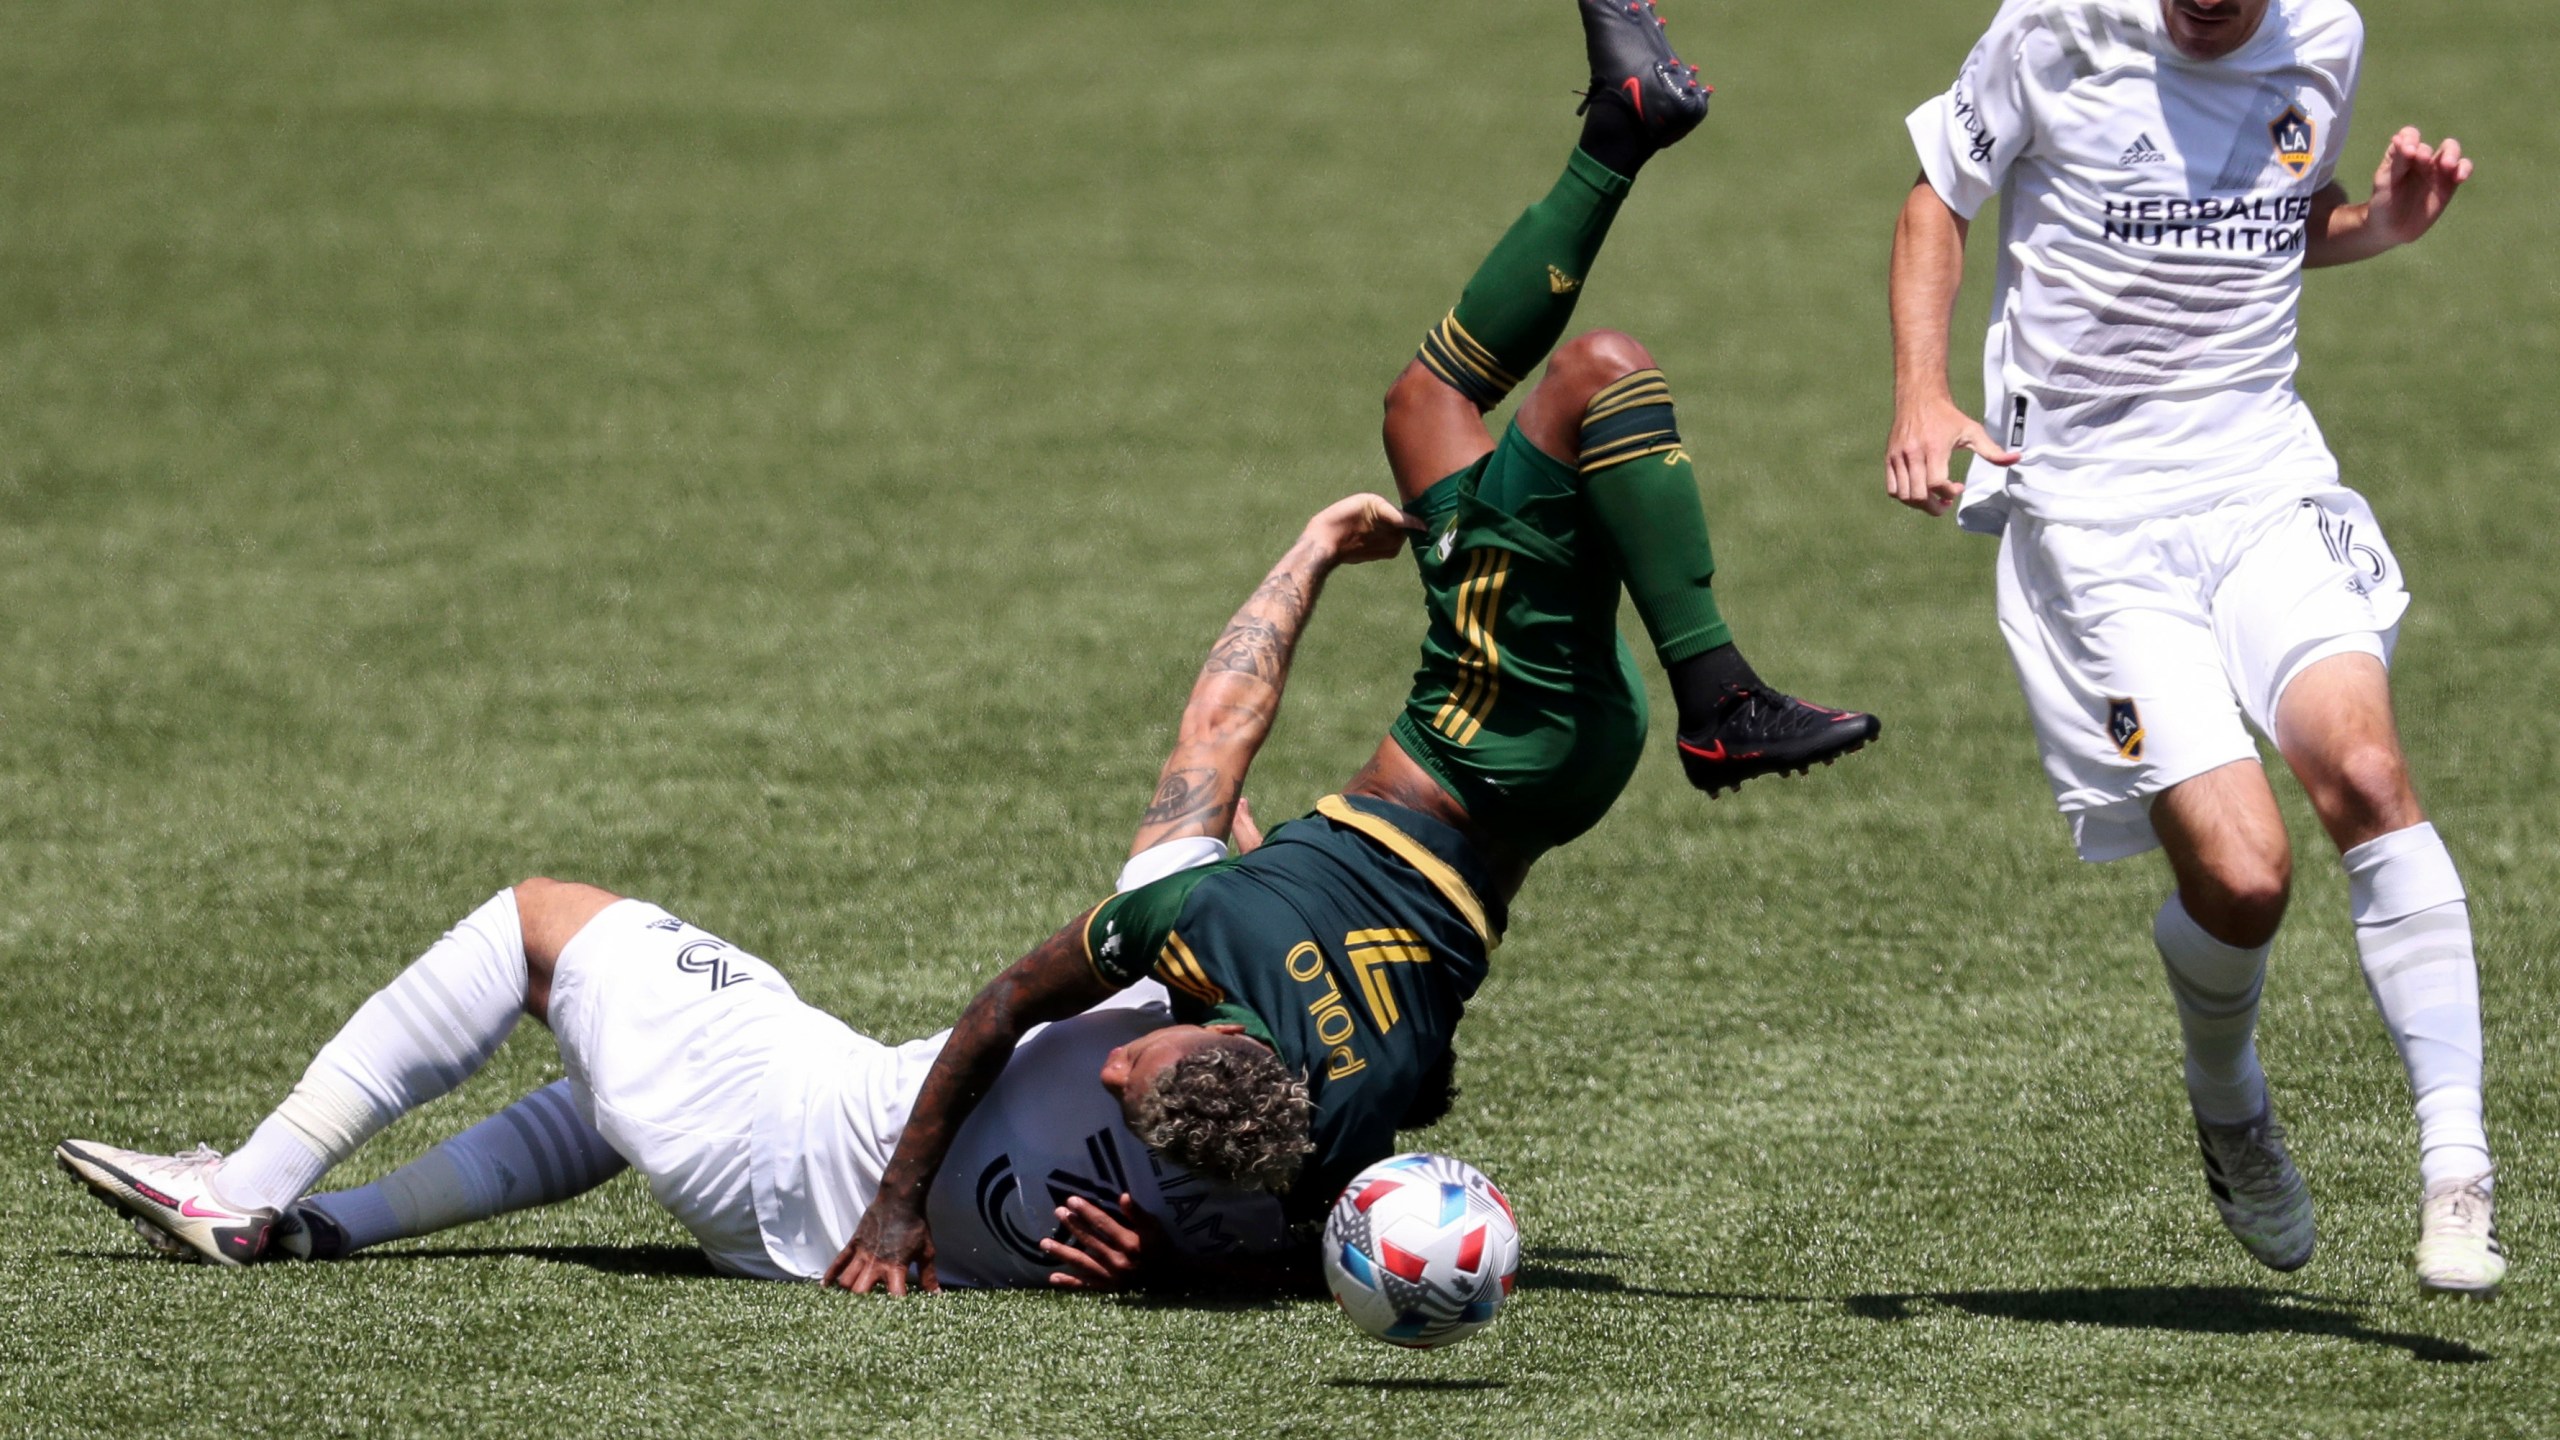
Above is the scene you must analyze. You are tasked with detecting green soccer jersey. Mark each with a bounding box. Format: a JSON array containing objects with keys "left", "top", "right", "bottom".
[{"left": 1083, "top": 795, "right": 1501, "bottom": 1217}]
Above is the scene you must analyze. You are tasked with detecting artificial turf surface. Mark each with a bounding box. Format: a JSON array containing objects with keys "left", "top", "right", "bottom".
[{"left": 3, "top": 0, "right": 2554, "bottom": 1434}]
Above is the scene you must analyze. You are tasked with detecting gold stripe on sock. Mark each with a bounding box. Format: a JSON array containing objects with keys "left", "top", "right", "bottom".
[
  {"left": 1435, "top": 313, "right": 1521, "bottom": 391},
  {"left": 1583, "top": 382, "right": 1675, "bottom": 426},
  {"left": 1586, "top": 368, "right": 1670, "bottom": 408},
  {"left": 1579, "top": 435, "right": 1685, "bottom": 472}
]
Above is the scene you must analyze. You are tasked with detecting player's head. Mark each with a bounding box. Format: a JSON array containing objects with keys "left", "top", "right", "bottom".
[
  {"left": 1101, "top": 1024, "right": 1313, "bottom": 1192},
  {"left": 2159, "top": 0, "right": 2271, "bottom": 60}
]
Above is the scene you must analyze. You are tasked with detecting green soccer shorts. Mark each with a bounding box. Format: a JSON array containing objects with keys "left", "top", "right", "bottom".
[{"left": 1391, "top": 421, "right": 1648, "bottom": 855}]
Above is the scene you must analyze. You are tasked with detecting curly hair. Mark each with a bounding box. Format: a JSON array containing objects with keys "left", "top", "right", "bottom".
[{"left": 1129, "top": 1036, "right": 1314, "bottom": 1192}]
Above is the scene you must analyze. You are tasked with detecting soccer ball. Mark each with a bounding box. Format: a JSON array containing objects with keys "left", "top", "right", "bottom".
[{"left": 1321, "top": 1152, "right": 1520, "bottom": 1349}]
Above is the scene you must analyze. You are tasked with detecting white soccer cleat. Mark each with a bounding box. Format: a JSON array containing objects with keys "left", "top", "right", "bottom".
[
  {"left": 2415, "top": 1176, "right": 2505, "bottom": 1298},
  {"left": 2193, "top": 1106, "right": 2316, "bottom": 1272},
  {"left": 55, "top": 1139, "right": 278, "bottom": 1267}
]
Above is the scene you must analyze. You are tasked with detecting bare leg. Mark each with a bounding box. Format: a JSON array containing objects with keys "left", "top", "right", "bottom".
[
  {"left": 2150, "top": 760, "right": 2294, "bottom": 948},
  {"left": 1382, "top": 359, "right": 1496, "bottom": 504},
  {"left": 1515, "top": 328, "right": 1657, "bottom": 464},
  {"left": 515, "top": 877, "right": 623, "bottom": 1025},
  {"left": 2147, "top": 759, "right": 2291, "bottom": 1122},
  {"left": 2272, "top": 653, "right": 2424, "bottom": 851},
  {"left": 2274, "top": 653, "right": 2493, "bottom": 1209}
]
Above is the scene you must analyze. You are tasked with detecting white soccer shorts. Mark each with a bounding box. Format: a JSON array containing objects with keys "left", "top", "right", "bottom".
[
  {"left": 1995, "top": 486, "right": 2410, "bottom": 862},
  {"left": 547, "top": 899, "right": 848, "bottom": 1279}
]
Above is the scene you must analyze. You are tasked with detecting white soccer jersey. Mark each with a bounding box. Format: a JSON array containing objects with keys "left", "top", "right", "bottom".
[
  {"left": 1908, "top": 0, "right": 2364, "bottom": 529},
  {"left": 747, "top": 999, "right": 1291, "bottom": 1286},
  {"left": 921, "top": 1003, "right": 1294, "bottom": 1287}
]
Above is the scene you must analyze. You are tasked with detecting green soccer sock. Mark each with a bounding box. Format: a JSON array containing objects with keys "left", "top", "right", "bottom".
[
  {"left": 1577, "top": 369, "right": 1733, "bottom": 669},
  {"left": 1415, "top": 148, "right": 1633, "bottom": 410}
]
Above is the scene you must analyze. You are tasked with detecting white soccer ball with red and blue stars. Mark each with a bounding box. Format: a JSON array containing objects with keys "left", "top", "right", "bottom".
[{"left": 1321, "top": 1152, "right": 1520, "bottom": 1349}]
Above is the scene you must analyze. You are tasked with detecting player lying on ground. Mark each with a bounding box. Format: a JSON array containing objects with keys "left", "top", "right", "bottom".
[
  {"left": 828, "top": 0, "right": 1881, "bottom": 1294},
  {"left": 57, "top": 889, "right": 1307, "bottom": 1288},
  {"left": 49, "top": 503, "right": 1435, "bottom": 1284},
  {"left": 56, "top": 495, "right": 1424, "bottom": 1289},
  {"left": 1885, "top": 0, "right": 2500, "bottom": 1293}
]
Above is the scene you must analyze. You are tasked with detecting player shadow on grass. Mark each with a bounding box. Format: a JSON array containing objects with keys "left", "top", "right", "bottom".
[
  {"left": 1517, "top": 1251, "right": 2487, "bottom": 1366},
  {"left": 57, "top": 1242, "right": 723, "bottom": 1281},
  {"left": 1844, "top": 1287, "right": 2488, "bottom": 1365},
  {"left": 350, "top": 1244, "right": 727, "bottom": 1279},
  {"left": 1516, "top": 1245, "right": 1737, "bottom": 1300}
]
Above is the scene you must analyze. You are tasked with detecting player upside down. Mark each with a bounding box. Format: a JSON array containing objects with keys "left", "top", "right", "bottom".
[{"left": 828, "top": 0, "right": 1880, "bottom": 1293}]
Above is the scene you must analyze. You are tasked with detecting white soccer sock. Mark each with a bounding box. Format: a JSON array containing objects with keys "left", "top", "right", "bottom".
[
  {"left": 2343, "top": 823, "right": 2492, "bottom": 1190},
  {"left": 300, "top": 1080, "right": 628, "bottom": 1253},
  {"left": 2153, "top": 893, "right": 2272, "bottom": 1126},
  {"left": 220, "top": 890, "right": 528, "bottom": 1211}
]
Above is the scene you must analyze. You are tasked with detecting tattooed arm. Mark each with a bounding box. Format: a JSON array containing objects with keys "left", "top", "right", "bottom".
[
  {"left": 825, "top": 497, "right": 1412, "bottom": 1297},
  {"left": 1127, "top": 493, "right": 1419, "bottom": 858}
]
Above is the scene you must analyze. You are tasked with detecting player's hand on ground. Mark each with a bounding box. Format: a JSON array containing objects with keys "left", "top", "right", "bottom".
[
  {"left": 824, "top": 1202, "right": 940, "bottom": 1295},
  {"left": 1303, "top": 493, "right": 1422, "bottom": 567},
  {"left": 2367, "top": 127, "right": 2472, "bottom": 247},
  {"left": 1042, "top": 1192, "right": 1168, "bottom": 1292},
  {"left": 1886, "top": 394, "right": 2021, "bottom": 517}
]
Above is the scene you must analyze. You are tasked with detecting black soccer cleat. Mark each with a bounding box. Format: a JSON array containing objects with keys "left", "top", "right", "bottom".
[
  {"left": 1577, "top": 0, "right": 1712, "bottom": 149},
  {"left": 1676, "top": 685, "right": 1880, "bottom": 796}
]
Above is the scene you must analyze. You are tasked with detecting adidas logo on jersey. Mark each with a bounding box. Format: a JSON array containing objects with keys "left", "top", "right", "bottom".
[{"left": 2118, "top": 133, "right": 2166, "bottom": 166}]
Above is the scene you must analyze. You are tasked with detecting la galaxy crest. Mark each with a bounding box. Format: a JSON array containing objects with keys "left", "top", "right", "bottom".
[
  {"left": 2106, "top": 698, "right": 2145, "bottom": 761},
  {"left": 2269, "top": 104, "right": 2315, "bottom": 179}
]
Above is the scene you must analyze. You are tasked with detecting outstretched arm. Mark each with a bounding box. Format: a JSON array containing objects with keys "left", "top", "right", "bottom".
[
  {"left": 1125, "top": 493, "right": 1418, "bottom": 858},
  {"left": 2308, "top": 128, "right": 2473, "bottom": 269},
  {"left": 1884, "top": 175, "right": 2021, "bottom": 518},
  {"left": 823, "top": 916, "right": 1114, "bottom": 1294}
]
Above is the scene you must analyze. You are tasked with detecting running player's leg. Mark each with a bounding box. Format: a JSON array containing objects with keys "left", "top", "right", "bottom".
[
  {"left": 1996, "top": 509, "right": 2310, "bottom": 1270},
  {"left": 2148, "top": 765, "right": 2316, "bottom": 1272},
  {"left": 1511, "top": 330, "right": 1879, "bottom": 793},
  {"left": 2274, "top": 654, "right": 2501, "bottom": 1293},
  {"left": 56, "top": 881, "right": 571, "bottom": 1265},
  {"left": 282, "top": 1079, "right": 629, "bottom": 1261},
  {"left": 1383, "top": 0, "right": 1710, "bottom": 501}
]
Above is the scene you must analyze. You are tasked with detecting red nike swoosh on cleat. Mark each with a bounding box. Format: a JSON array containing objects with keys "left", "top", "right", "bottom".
[
  {"left": 179, "top": 1197, "right": 242, "bottom": 1220},
  {"left": 1680, "top": 739, "right": 1727, "bottom": 761},
  {"left": 1621, "top": 76, "right": 1644, "bottom": 119}
]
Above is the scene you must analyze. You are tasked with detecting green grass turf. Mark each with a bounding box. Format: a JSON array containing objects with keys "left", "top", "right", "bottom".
[{"left": 4, "top": 0, "right": 2555, "bottom": 1433}]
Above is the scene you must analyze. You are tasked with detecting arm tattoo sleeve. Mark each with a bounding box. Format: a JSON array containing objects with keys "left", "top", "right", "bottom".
[
  {"left": 1199, "top": 569, "right": 1312, "bottom": 685},
  {"left": 1128, "top": 537, "right": 1335, "bottom": 854},
  {"left": 1140, "top": 766, "right": 1224, "bottom": 827}
]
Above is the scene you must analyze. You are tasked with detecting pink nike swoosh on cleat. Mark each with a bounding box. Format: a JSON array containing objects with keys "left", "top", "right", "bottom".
[{"left": 180, "top": 1196, "right": 243, "bottom": 1220}]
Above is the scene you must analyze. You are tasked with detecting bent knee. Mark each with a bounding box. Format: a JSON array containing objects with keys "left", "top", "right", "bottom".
[
  {"left": 1384, "top": 358, "right": 1465, "bottom": 420},
  {"left": 1546, "top": 329, "right": 1655, "bottom": 389},
  {"left": 513, "top": 877, "right": 623, "bottom": 966},
  {"left": 2187, "top": 861, "right": 2293, "bottom": 948},
  {"left": 2309, "top": 744, "right": 2422, "bottom": 835}
]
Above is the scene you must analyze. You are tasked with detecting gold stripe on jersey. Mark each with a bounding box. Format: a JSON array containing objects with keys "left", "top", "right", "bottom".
[
  {"left": 1152, "top": 932, "right": 1226, "bottom": 1007},
  {"left": 1316, "top": 795, "right": 1498, "bottom": 951},
  {"left": 1344, "top": 928, "right": 1431, "bottom": 1032},
  {"left": 1430, "top": 549, "right": 1510, "bottom": 746}
]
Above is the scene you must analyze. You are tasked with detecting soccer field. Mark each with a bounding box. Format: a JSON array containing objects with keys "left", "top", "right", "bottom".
[{"left": 5, "top": 0, "right": 2554, "bottom": 1433}]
